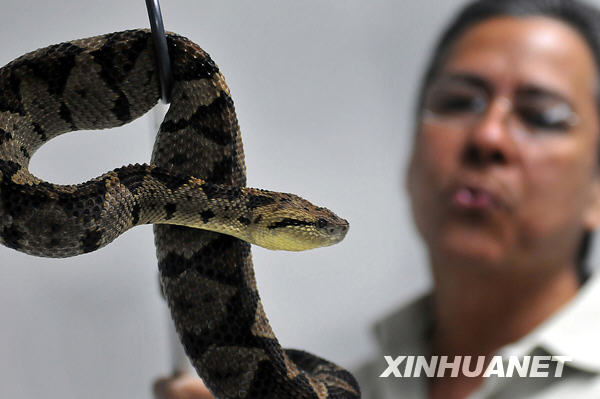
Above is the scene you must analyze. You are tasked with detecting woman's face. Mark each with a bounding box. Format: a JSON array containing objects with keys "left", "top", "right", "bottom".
[{"left": 408, "top": 16, "right": 600, "bottom": 274}]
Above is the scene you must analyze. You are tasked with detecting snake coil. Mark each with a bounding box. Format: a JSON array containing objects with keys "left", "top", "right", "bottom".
[{"left": 0, "top": 30, "right": 360, "bottom": 398}]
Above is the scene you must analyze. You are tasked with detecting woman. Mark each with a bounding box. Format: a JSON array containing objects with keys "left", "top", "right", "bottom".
[{"left": 155, "top": 0, "right": 600, "bottom": 397}]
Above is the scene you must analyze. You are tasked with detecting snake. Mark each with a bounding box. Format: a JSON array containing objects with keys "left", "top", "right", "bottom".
[{"left": 0, "top": 29, "right": 360, "bottom": 398}]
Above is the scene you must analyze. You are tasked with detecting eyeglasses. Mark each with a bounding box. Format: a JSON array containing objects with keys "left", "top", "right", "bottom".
[{"left": 421, "top": 77, "right": 579, "bottom": 140}]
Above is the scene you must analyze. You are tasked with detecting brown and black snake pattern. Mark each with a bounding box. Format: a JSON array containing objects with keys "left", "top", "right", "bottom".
[{"left": 0, "top": 30, "right": 360, "bottom": 398}]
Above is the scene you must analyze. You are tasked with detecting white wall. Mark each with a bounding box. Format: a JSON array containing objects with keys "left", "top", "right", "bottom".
[{"left": 1, "top": 1, "right": 597, "bottom": 398}]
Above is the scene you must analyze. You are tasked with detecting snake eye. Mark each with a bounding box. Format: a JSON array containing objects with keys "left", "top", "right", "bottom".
[{"left": 316, "top": 218, "right": 328, "bottom": 229}]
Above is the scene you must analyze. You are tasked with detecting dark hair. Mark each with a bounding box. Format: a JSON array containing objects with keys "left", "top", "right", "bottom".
[{"left": 417, "top": 0, "right": 600, "bottom": 283}]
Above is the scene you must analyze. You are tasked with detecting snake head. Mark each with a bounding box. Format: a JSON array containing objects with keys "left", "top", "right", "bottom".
[{"left": 247, "top": 191, "right": 349, "bottom": 251}]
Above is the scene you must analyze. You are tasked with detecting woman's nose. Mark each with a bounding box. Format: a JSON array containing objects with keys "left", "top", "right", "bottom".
[{"left": 462, "top": 97, "right": 516, "bottom": 167}]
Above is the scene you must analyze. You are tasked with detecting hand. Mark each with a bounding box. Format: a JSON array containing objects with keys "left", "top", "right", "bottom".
[{"left": 153, "top": 374, "right": 214, "bottom": 399}]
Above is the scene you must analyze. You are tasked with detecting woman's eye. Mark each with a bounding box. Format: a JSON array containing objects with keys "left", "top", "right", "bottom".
[
  {"left": 427, "top": 92, "right": 485, "bottom": 115},
  {"left": 518, "top": 105, "right": 573, "bottom": 132}
]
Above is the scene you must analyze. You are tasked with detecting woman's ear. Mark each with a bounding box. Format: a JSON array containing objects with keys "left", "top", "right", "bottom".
[{"left": 583, "top": 177, "right": 600, "bottom": 230}]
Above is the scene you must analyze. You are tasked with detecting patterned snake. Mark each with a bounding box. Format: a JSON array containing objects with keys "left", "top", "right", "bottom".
[{"left": 0, "top": 30, "right": 360, "bottom": 398}]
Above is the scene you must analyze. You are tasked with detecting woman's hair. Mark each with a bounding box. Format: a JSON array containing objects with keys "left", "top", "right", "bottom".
[{"left": 416, "top": 0, "right": 600, "bottom": 283}]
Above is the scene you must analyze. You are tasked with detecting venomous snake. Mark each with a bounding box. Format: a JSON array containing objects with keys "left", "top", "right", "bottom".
[{"left": 0, "top": 29, "right": 360, "bottom": 398}]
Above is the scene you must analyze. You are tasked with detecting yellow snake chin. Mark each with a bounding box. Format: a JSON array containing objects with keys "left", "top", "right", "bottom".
[{"left": 249, "top": 220, "right": 349, "bottom": 251}]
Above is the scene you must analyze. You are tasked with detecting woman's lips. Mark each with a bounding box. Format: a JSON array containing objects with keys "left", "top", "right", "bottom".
[
  {"left": 451, "top": 186, "right": 498, "bottom": 210},
  {"left": 444, "top": 174, "right": 514, "bottom": 213}
]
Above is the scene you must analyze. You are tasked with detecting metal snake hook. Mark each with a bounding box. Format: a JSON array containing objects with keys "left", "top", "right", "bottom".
[
  {"left": 145, "top": 0, "right": 185, "bottom": 375},
  {"left": 145, "top": 0, "right": 173, "bottom": 103},
  {"left": 145, "top": 0, "right": 188, "bottom": 374},
  {"left": 145, "top": 1, "right": 188, "bottom": 374}
]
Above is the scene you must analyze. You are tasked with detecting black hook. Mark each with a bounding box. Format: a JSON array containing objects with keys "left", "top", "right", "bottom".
[{"left": 145, "top": 0, "right": 173, "bottom": 104}]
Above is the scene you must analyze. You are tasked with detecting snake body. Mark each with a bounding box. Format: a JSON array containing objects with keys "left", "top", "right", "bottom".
[{"left": 0, "top": 30, "right": 359, "bottom": 398}]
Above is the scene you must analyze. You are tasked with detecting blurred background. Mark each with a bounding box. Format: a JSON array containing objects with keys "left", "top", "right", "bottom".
[{"left": 1, "top": 1, "right": 598, "bottom": 397}]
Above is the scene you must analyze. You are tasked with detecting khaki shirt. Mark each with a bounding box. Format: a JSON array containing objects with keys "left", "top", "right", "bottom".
[{"left": 354, "top": 273, "right": 600, "bottom": 398}]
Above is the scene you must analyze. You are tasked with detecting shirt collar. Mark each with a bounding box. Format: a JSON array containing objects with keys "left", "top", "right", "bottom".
[
  {"left": 372, "top": 272, "right": 600, "bottom": 373},
  {"left": 532, "top": 272, "right": 600, "bottom": 373}
]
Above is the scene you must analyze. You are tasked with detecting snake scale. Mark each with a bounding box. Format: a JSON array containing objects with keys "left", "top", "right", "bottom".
[{"left": 0, "top": 29, "right": 360, "bottom": 398}]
